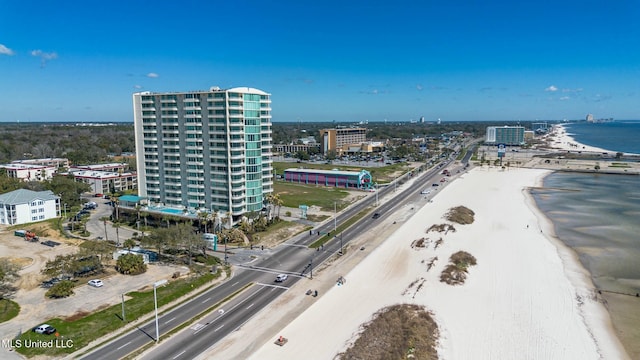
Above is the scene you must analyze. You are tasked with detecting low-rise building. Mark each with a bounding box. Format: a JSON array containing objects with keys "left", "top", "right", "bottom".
[
  {"left": 0, "top": 189, "right": 60, "bottom": 225},
  {"left": 0, "top": 163, "right": 57, "bottom": 181},
  {"left": 11, "top": 158, "right": 70, "bottom": 169},
  {"left": 69, "top": 163, "right": 129, "bottom": 173},
  {"left": 70, "top": 170, "right": 137, "bottom": 195},
  {"left": 283, "top": 168, "right": 373, "bottom": 190}
]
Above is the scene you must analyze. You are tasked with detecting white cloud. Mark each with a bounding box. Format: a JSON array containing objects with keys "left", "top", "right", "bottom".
[
  {"left": 559, "top": 96, "right": 570, "bottom": 101},
  {"left": 0, "top": 44, "right": 15, "bottom": 56},
  {"left": 147, "top": 72, "right": 159, "bottom": 78},
  {"left": 31, "top": 49, "right": 58, "bottom": 67},
  {"left": 134, "top": 85, "right": 143, "bottom": 89},
  {"left": 416, "top": 84, "right": 423, "bottom": 91},
  {"left": 545, "top": 85, "right": 558, "bottom": 92}
]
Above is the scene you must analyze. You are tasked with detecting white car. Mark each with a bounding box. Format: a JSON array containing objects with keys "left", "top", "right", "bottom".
[
  {"left": 420, "top": 189, "right": 432, "bottom": 195},
  {"left": 275, "top": 274, "right": 288, "bottom": 282},
  {"left": 33, "top": 324, "right": 56, "bottom": 334},
  {"left": 88, "top": 279, "right": 104, "bottom": 287}
]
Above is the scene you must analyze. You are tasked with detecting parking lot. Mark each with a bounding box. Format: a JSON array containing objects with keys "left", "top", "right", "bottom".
[{"left": 0, "top": 226, "right": 187, "bottom": 350}]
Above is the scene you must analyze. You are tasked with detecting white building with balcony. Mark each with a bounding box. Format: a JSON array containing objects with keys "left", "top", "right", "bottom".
[
  {"left": 0, "top": 189, "right": 60, "bottom": 225},
  {"left": 132, "top": 87, "right": 273, "bottom": 224}
]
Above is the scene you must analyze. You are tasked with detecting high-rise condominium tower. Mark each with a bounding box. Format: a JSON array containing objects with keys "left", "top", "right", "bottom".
[{"left": 132, "top": 87, "right": 273, "bottom": 222}]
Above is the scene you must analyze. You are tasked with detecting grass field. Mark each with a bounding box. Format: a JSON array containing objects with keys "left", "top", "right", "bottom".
[
  {"left": 273, "top": 182, "right": 352, "bottom": 212},
  {"left": 272, "top": 161, "right": 416, "bottom": 212},
  {"left": 0, "top": 299, "right": 20, "bottom": 323}
]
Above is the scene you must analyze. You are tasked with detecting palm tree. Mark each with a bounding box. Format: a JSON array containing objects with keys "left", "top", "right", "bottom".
[
  {"left": 272, "top": 193, "right": 284, "bottom": 219},
  {"left": 113, "top": 222, "right": 121, "bottom": 247},
  {"left": 123, "top": 238, "right": 136, "bottom": 250},
  {"left": 99, "top": 216, "right": 110, "bottom": 242},
  {"left": 198, "top": 210, "right": 212, "bottom": 234}
]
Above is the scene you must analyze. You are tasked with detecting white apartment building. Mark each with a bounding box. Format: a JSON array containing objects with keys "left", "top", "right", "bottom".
[
  {"left": 0, "top": 189, "right": 60, "bottom": 225},
  {"left": 132, "top": 87, "right": 273, "bottom": 221},
  {"left": 69, "top": 163, "right": 129, "bottom": 173},
  {"left": 0, "top": 163, "right": 57, "bottom": 181},
  {"left": 70, "top": 170, "right": 137, "bottom": 195},
  {"left": 11, "top": 158, "right": 70, "bottom": 169}
]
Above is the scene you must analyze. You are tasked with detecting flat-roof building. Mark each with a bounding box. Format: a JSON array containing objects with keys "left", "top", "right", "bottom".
[
  {"left": 133, "top": 87, "right": 273, "bottom": 222},
  {"left": 319, "top": 127, "right": 367, "bottom": 154},
  {"left": 283, "top": 168, "right": 373, "bottom": 190},
  {"left": 70, "top": 170, "right": 137, "bottom": 195},
  {"left": 11, "top": 158, "right": 70, "bottom": 169},
  {"left": 0, "top": 163, "right": 57, "bottom": 181},
  {"left": 485, "top": 126, "right": 525, "bottom": 146}
]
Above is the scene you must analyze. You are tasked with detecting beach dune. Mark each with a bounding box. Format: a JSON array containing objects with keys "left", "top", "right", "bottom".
[{"left": 212, "top": 167, "right": 629, "bottom": 360}]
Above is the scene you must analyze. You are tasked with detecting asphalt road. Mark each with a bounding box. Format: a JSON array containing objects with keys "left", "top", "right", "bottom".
[{"left": 78, "top": 158, "right": 458, "bottom": 360}]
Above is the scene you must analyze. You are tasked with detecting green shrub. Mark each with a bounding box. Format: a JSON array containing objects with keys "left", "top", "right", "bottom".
[{"left": 46, "top": 280, "right": 75, "bottom": 298}]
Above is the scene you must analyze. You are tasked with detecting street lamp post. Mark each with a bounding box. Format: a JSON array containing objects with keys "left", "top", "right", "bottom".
[
  {"left": 224, "top": 236, "right": 228, "bottom": 265},
  {"left": 63, "top": 203, "right": 67, "bottom": 220},
  {"left": 375, "top": 184, "right": 378, "bottom": 206},
  {"left": 334, "top": 202, "right": 337, "bottom": 233},
  {"left": 153, "top": 279, "right": 168, "bottom": 343}
]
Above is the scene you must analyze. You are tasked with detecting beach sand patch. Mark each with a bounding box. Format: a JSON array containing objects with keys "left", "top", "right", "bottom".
[
  {"left": 426, "top": 223, "right": 456, "bottom": 234},
  {"left": 439, "top": 251, "right": 477, "bottom": 286},
  {"left": 336, "top": 304, "right": 439, "bottom": 360},
  {"left": 444, "top": 206, "right": 475, "bottom": 225}
]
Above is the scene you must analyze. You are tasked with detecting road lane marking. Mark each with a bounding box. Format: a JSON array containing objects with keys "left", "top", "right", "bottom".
[
  {"left": 256, "top": 282, "right": 289, "bottom": 290},
  {"left": 232, "top": 281, "right": 239, "bottom": 286},
  {"left": 214, "top": 324, "right": 224, "bottom": 332},
  {"left": 246, "top": 303, "right": 254, "bottom": 310},
  {"left": 281, "top": 243, "right": 307, "bottom": 248},
  {"left": 201, "top": 297, "right": 211, "bottom": 303},
  {"left": 190, "top": 323, "right": 205, "bottom": 331},
  {"left": 166, "top": 317, "right": 176, "bottom": 323},
  {"left": 116, "top": 341, "right": 131, "bottom": 350},
  {"left": 172, "top": 350, "right": 186, "bottom": 359}
]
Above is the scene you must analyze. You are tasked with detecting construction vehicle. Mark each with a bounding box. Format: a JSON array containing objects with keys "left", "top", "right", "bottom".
[{"left": 14, "top": 230, "right": 39, "bottom": 242}]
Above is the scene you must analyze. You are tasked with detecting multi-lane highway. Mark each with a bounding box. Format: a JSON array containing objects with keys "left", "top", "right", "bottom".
[{"left": 79, "top": 157, "right": 461, "bottom": 360}]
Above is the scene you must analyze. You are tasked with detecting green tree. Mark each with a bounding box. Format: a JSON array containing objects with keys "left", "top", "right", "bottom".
[
  {"left": 116, "top": 253, "right": 147, "bottom": 275},
  {"left": 0, "top": 259, "right": 20, "bottom": 299},
  {"left": 123, "top": 238, "right": 136, "bottom": 250},
  {"left": 41, "top": 254, "right": 76, "bottom": 279},
  {"left": 46, "top": 280, "right": 75, "bottom": 298},
  {"left": 174, "top": 223, "right": 206, "bottom": 265},
  {"left": 142, "top": 227, "right": 177, "bottom": 258}
]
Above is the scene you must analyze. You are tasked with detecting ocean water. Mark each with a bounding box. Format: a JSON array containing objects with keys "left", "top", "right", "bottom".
[
  {"left": 563, "top": 120, "right": 640, "bottom": 154},
  {"left": 531, "top": 171, "right": 640, "bottom": 357}
]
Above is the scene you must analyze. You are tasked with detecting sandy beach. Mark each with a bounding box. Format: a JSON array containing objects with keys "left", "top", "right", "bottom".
[
  {"left": 547, "top": 124, "right": 614, "bottom": 154},
  {"left": 208, "top": 166, "right": 629, "bottom": 360}
]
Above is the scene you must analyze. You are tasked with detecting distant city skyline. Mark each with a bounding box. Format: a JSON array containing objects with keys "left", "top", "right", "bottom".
[{"left": 1, "top": 1, "right": 638, "bottom": 123}]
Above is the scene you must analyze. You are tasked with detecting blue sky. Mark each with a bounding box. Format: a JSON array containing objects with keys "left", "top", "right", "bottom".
[{"left": 1, "top": 1, "right": 639, "bottom": 123}]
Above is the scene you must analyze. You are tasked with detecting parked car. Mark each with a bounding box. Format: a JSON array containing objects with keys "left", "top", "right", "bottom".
[
  {"left": 33, "top": 324, "right": 56, "bottom": 335},
  {"left": 420, "top": 189, "right": 431, "bottom": 194},
  {"left": 372, "top": 212, "right": 381, "bottom": 219},
  {"left": 275, "top": 274, "right": 288, "bottom": 282},
  {"left": 88, "top": 279, "right": 104, "bottom": 287},
  {"left": 432, "top": 183, "right": 439, "bottom": 187}
]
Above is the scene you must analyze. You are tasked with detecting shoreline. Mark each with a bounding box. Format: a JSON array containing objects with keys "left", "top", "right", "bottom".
[
  {"left": 211, "top": 166, "right": 629, "bottom": 360},
  {"left": 523, "top": 171, "right": 629, "bottom": 359},
  {"left": 550, "top": 124, "right": 639, "bottom": 156}
]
